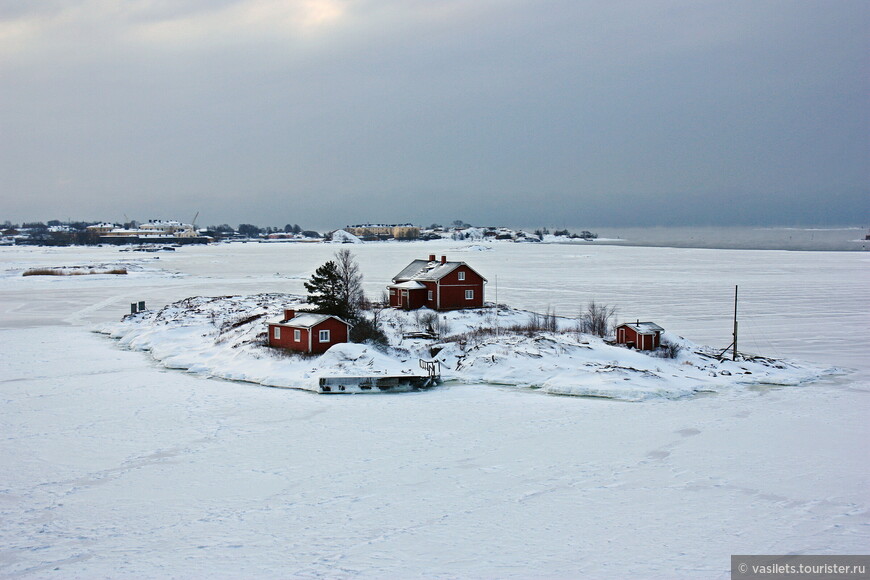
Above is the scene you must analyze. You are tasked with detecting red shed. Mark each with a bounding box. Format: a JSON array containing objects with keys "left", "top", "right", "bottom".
[
  {"left": 388, "top": 255, "right": 486, "bottom": 311},
  {"left": 616, "top": 321, "right": 664, "bottom": 351},
  {"left": 267, "top": 309, "right": 351, "bottom": 354}
]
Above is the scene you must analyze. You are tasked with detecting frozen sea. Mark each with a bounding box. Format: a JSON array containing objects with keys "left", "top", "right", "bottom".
[
  {"left": 557, "top": 225, "right": 870, "bottom": 252},
  {"left": 1, "top": 239, "right": 868, "bottom": 579}
]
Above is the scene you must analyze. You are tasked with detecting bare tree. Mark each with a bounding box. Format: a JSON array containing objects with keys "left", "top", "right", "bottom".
[
  {"left": 579, "top": 300, "right": 617, "bottom": 338},
  {"left": 334, "top": 248, "right": 365, "bottom": 317}
]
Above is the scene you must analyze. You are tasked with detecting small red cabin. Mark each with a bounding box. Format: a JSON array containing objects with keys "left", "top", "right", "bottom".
[
  {"left": 267, "top": 309, "right": 351, "bottom": 354},
  {"left": 388, "top": 255, "right": 486, "bottom": 311},
  {"left": 616, "top": 321, "right": 664, "bottom": 351}
]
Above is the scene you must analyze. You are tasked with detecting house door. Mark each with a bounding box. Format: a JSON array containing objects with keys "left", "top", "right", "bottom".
[
  {"left": 618, "top": 328, "right": 624, "bottom": 343},
  {"left": 401, "top": 290, "right": 409, "bottom": 308}
]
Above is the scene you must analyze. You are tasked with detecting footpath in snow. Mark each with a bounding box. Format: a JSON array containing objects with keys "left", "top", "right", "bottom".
[{"left": 98, "top": 293, "right": 834, "bottom": 401}]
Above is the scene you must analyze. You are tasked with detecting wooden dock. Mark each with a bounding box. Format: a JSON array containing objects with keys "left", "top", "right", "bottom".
[
  {"left": 318, "top": 359, "right": 442, "bottom": 394},
  {"left": 318, "top": 375, "right": 439, "bottom": 394}
]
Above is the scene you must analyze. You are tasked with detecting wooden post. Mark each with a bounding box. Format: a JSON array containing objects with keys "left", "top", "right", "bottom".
[
  {"left": 732, "top": 285, "right": 738, "bottom": 361},
  {"left": 494, "top": 274, "right": 498, "bottom": 337}
]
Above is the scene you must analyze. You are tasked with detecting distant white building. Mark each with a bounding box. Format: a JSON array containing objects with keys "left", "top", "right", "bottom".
[
  {"left": 97, "top": 219, "right": 208, "bottom": 244},
  {"left": 86, "top": 223, "right": 118, "bottom": 234},
  {"left": 98, "top": 220, "right": 198, "bottom": 239},
  {"left": 138, "top": 220, "right": 198, "bottom": 238}
]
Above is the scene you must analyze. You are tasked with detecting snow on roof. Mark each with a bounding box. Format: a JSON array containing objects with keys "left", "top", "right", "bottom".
[
  {"left": 393, "top": 259, "right": 486, "bottom": 282},
  {"left": 390, "top": 280, "right": 427, "bottom": 289},
  {"left": 274, "top": 313, "right": 349, "bottom": 328},
  {"left": 620, "top": 321, "right": 664, "bottom": 334}
]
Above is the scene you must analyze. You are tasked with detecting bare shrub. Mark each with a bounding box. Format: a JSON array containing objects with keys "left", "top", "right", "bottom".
[
  {"left": 350, "top": 318, "right": 389, "bottom": 348},
  {"left": 418, "top": 311, "right": 435, "bottom": 331},
  {"left": 507, "top": 307, "right": 558, "bottom": 336},
  {"left": 23, "top": 268, "right": 62, "bottom": 276},
  {"left": 542, "top": 307, "right": 557, "bottom": 332},
  {"left": 442, "top": 326, "right": 497, "bottom": 348},
  {"left": 350, "top": 308, "right": 389, "bottom": 348},
  {"left": 654, "top": 340, "right": 683, "bottom": 359},
  {"left": 413, "top": 311, "right": 452, "bottom": 336},
  {"left": 578, "top": 300, "right": 617, "bottom": 338}
]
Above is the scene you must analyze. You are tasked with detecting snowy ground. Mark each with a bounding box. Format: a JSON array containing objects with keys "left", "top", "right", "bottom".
[
  {"left": 1, "top": 241, "right": 868, "bottom": 578},
  {"left": 97, "top": 294, "right": 831, "bottom": 400}
]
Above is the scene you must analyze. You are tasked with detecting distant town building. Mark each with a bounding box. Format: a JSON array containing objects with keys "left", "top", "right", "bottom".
[
  {"left": 86, "top": 223, "right": 118, "bottom": 234},
  {"left": 97, "top": 220, "right": 210, "bottom": 244},
  {"left": 132, "top": 220, "right": 197, "bottom": 237},
  {"left": 388, "top": 255, "right": 486, "bottom": 311},
  {"left": 345, "top": 224, "right": 419, "bottom": 240}
]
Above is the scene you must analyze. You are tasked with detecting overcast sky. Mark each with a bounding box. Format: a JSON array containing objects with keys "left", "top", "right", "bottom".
[{"left": 1, "top": 1, "right": 867, "bottom": 229}]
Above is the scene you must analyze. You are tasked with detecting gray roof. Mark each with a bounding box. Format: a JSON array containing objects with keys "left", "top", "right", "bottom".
[
  {"left": 619, "top": 321, "right": 664, "bottom": 334},
  {"left": 392, "top": 258, "right": 486, "bottom": 283}
]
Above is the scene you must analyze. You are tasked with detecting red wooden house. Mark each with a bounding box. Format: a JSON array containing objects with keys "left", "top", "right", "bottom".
[
  {"left": 267, "top": 309, "right": 351, "bottom": 354},
  {"left": 388, "top": 255, "right": 486, "bottom": 311},
  {"left": 615, "top": 321, "right": 664, "bottom": 351}
]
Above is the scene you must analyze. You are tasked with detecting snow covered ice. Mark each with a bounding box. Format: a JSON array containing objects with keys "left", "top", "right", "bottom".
[{"left": 1, "top": 240, "right": 868, "bottom": 578}]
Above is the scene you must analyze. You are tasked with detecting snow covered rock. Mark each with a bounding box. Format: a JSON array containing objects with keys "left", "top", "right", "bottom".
[
  {"left": 330, "top": 229, "right": 363, "bottom": 243},
  {"left": 98, "top": 294, "right": 833, "bottom": 400}
]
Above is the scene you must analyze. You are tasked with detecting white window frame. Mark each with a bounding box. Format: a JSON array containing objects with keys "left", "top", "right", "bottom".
[
  {"left": 465, "top": 289, "right": 474, "bottom": 300},
  {"left": 319, "top": 329, "right": 331, "bottom": 343},
  {"left": 428, "top": 290, "right": 433, "bottom": 301},
  {"left": 458, "top": 271, "right": 465, "bottom": 281},
  {"left": 273, "top": 327, "right": 281, "bottom": 339},
  {"left": 390, "top": 289, "right": 395, "bottom": 295},
  {"left": 294, "top": 329, "right": 301, "bottom": 342}
]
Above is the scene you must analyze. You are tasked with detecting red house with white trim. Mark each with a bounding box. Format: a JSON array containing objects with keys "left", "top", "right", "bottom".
[
  {"left": 388, "top": 255, "right": 486, "bottom": 311},
  {"left": 267, "top": 309, "right": 351, "bottom": 354},
  {"left": 615, "top": 321, "right": 664, "bottom": 351}
]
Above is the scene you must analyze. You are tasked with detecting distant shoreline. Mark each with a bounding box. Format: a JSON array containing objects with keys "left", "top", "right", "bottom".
[{"left": 529, "top": 225, "right": 868, "bottom": 252}]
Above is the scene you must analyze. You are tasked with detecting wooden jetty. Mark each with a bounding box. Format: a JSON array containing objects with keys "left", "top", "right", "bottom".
[{"left": 317, "top": 360, "right": 441, "bottom": 394}]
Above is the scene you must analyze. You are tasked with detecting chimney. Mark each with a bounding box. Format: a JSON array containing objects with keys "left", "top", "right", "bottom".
[
  {"left": 441, "top": 255, "right": 447, "bottom": 264},
  {"left": 284, "top": 309, "right": 296, "bottom": 321},
  {"left": 428, "top": 254, "right": 436, "bottom": 262}
]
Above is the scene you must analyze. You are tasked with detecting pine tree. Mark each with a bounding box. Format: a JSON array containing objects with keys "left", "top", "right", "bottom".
[{"left": 303, "top": 260, "right": 347, "bottom": 318}]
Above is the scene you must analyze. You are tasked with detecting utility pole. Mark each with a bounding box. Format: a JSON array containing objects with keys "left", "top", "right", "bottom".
[
  {"left": 494, "top": 274, "right": 499, "bottom": 337},
  {"left": 732, "top": 285, "right": 738, "bottom": 361}
]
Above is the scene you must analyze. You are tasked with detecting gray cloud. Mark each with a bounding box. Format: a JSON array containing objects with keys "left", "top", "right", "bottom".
[{"left": 1, "top": 0, "right": 867, "bottom": 228}]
